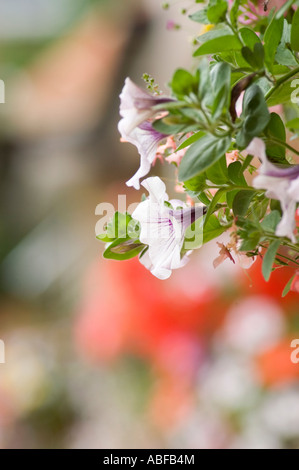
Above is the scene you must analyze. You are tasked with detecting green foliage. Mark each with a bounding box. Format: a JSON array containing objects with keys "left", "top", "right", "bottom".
[
  {"left": 262, "top": 239, "right": 281, "bottom": 281},
  {"left": 241, "top": 43, "right": 264, "bottom": 70},
  {"left": 178, "top": 134, "right": 231, "bottom": 181},
  {"left": 102, "top": 0, "right": 299, "bottom": 292},
  {"left": 282, "top": 274, "right": 296, "bottom": 297},
  {"left": 263, "top": 15, "right": 284, "bottom": 72},
  {"left": 203, "top": 214, "right": 227, "bottom": 243},
  {"left": 170, "top": 69, "right": 199, "bottom": 99},
  {"left": 206, "top": 0, "right": 228, "bottom": 24},
  {"left": 264, "top": 113, "right": 287, "bottom": 163},
  {"left": 291, "top": 7, "right": 299, "bottom": 51},
  {"left": 97, "top": 212, "right": 144, "bottom": 261},
  {"left": 236, "top": 84, "right": 270, "bottom": 148},
  {"left": 189, "top": 8, "right": 210, "bottom": 24},
  {"left": 194, "top": 34, "right": 241, "bottom": 56},
  {"left": 232, "top": 190, "right": 255, "bottom": 217},
  {"left": 210, "top": 62, "right": 231, "bottom": 117}
]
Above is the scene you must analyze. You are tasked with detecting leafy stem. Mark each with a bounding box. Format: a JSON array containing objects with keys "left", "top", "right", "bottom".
[
  {"left": 262, "top": 232, "right": 299, "bottom": 255},
  {"left": 225, "top": 17, "right": 244, "bottom": 47},
  {"left": 265, "top": 66, "right": 299, "bottom": 101},
  {"left": 264, "top": 137, "right": 299, "bottom": 157}
]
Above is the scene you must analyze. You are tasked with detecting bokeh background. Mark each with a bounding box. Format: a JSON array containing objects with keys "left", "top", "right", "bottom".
[{"left": 0, "top": 0, "right": 298, "bottom": 449}]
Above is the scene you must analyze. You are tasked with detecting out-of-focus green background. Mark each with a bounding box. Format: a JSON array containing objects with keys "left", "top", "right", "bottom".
[{"left": 0, "top": 0, "right": 298, "bottom": 449}]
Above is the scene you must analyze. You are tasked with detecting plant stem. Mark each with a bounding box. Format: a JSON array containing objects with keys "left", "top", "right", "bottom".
[
  {"left": 263, "top": 232, "right": 299, "bottom": 254},
  {"left": 265, "top": 137, "right": 299, "bottom": 157},
  {"left": 265, "top": 66, "right": 299, "bottom": 101},
  {"left": 154, "top": 100, "right": 186, "bottom": 111},
  {"left": 260, "top": 242, "right": 299, "bottom": 266},
  {"left": 225, "top": 18, "right": 244, "bottom": 46},
  {"left": 276, "top": 252, "right": 299, "bottom": 267}
]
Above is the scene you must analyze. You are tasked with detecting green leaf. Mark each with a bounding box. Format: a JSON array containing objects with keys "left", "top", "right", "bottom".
[
  {"left": 196, "top": 26, "right": 231, "bottom": 44},
  {"left": 198, "top": 58, "right": 213, "bottom": 107},
  {"left": 260, "top": 210, "right": 281, "bottom": 232},
  {"left": 239, "top": 233, "right": 261, "bottom": 251},
  {"left": 248, "top": 197, "right": 269, "bottom": 222},
  {"left": 232, "top": 190, "right": 255, "bottom": 217},
  {"left": 240, "top": 27, "right": 261, "bottom": 48},
  {"left": 270, "top": 198, "right": 282, "bottom": 214},
  {"left": 276, "top": 0, "right": 297, "bottom": 19},
  {"left": 184, "top": 173, "right": 207, "bottom": 192},
  {"left": 291, "top": 8, "right": 299, "bottom": 51},
  {"left": 282, "top": 274, "right": 296, "bottom": 297},
  {"left": 226, "top": 189, "right": 239, "bottom": 208},
  {"left": 206, "top": 155, "right": 228, "bottom": 184},
  {"left": 176, "top": 131, "right": 205, "bottom": 151},
  {"left": 242, "top": 153, "right": 254, "bottom": 172},
  {"left": 228, "top": 161, "right": 247, "bottom": 186},
  {"left": 241, "top": 47, "right": 256, "bottom": 69},
  {"left": 189, "top": 8, "right": 210, "bottom": 24},
  {"left": 203, "top": 214, "right": 227, "bottom": 243},
  {"left": 210, "top": 62, "right": 231, "bottom": 117},
  {"left": 267, "top": 79, "right": 298, "bottom": 106},
  {"left": 193, "top": 35, "right": 242, "bottom": 56},
  {"left": 264, "top": 15, "right": 284, "bottom": 72},
  {"left": 262, "top": 239, "right": 281, "bottom": 282},
  {"left": 170, "top": 69, "right": 198, "bottom": 98},
  {"left": 230, "top": 0, "right": 241, "bottom": 28},
  {"left": 97, "top": 212, "right": 134, "bottom": 242},
  {"left": 286, "top": 118, "right": 299, "bottom": 130},
  {"left": 272, "top": 65, "right": 290, "bottom": 74},
  {"left": 264, "top": 112, "right": 287, "bottom": 163},
  {"left": 103, "top": 238, "right": 145, "bottom": 261},
  {"left": 179, "top": 134, "right": 231, "bottom": 181},
  {"left": 196, "top": 191, "right": 212, "bottom": 206},
  {"left": 241, "top": 43, "right": 264, "bottom": 70},
  {"left": 236, "top": 84, "right": 270, "bottom": 148},
  {"left": 275, "top": 44, "right": 298, "bottom": 67},
  {"left": 265, "top": 112, "right": 286, "bottom": 141},
  {"left": 152, "top": 116, "right": 194, "bottom": 135},
  {"left": 207, "top": 0, "right": 228, "bottom": 24},
  {"left": 204, "top": 187, "right": 228, "bottom": 226}
]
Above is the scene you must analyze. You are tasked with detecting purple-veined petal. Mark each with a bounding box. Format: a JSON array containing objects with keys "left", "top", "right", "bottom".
[
  {"left": 119, "top": 122, "right": 167, "bottom": 190},
  {"left": 132, "top": 177, "right": 204, "bottom": 279},
  {"left": 249, "top": 138, "right": 299, "bottom": 242},
  {"left": 276, "top": 198, "right": 297, "bottom": 243},
  {"left": 141, "top": 176, "right": 168, "bottom": 204},
  {"left": 119, "top": 77, "right": 173, "bottom": 135},
  {"left": 289, "top": 177, "right": 299, "bottom": 201}
]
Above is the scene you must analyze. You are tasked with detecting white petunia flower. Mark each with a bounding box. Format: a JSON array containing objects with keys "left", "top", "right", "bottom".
[
  {"left": 120, "top": 121, "right": 167, "bottom": 190},
  {"left": 118, "top": 77, "right": 173, "bottom": 135},
  {"left": 118, "top": 78, "right": 174, "bottom": 189},
  {"left": 132, "top": 177, "right": 205, "bottom": 280},
  {"left": 248, "top": 138, "right": 299, "bottom": 243}
]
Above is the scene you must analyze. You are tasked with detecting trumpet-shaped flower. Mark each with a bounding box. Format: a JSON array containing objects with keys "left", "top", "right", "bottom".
[
  {"left": 118, "top": 78, "right": 174, "bottom": 189},
  {"left": 248, "top": 138, "right": 299, "bottom": 243},
  {"left": 118, "top": 78, "right": 172, "bottom": 135},
  {"left": 132, "top": 177, "right": 205, "bottom": 280},
  {"left": 120, "top": 121, "right": 167, "bottom": 190}
]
